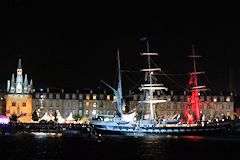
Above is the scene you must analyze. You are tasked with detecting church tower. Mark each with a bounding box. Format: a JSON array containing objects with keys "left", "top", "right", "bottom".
[
  {"left": 16, "top": 59, "right": 23, "bottom": 93},
  {"left": 5, "top": 59, "right": 33, "bottom": 123}
]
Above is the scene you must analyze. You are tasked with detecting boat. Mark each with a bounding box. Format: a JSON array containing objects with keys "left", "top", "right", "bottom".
[
  {"left": 90, "top": 42, "right": 232, "bottom": 137},
  {"left": 89, "top": 49, "right": 138, "bottom": 134}
]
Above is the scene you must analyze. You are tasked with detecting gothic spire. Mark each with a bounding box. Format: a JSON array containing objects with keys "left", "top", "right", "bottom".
[
  {"left": 17, "top": 58, "right": 22, "bottom": 69},
  {"left": 11, "top": 73, "right": 15, "bottom": 84},
  {"left": 30, "top": 79, "right": 33, "bottom": 86},
  {"left": 24, "top": 74, "right": 28, "bottom": 85}
]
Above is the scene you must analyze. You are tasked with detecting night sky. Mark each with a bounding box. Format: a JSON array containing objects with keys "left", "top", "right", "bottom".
[{"left": 1, "top": 1, "right": 240, "bottom": 94}]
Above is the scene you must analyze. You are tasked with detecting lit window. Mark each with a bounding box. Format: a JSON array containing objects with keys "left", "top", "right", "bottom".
[
  {"left": 213, "top": 98, "right": 217, "bottom": 102},
  {"left": 113, "top": 96, "right": 117, "bottom": 100},
  {"left": 107, "top": 95, "right": 110, "bottom": 100},
  {"left": 92, "top": 110, "right": 96, "bottom": 115},
  {"left": 79, "top": 110, "right": 82, "bottom": 116},
  {"left": 22, "top": 102, "right": 26, "bottom": 107},
  {"left": 85, "top": 110, "right": 88, "bottom": 115},
  {"left": 226, "top": 97, "right": 231, "bottom": 102},
  {"left": 93, "top": 95, "right": 97, "bottom": 100},
  {"left": 86, "top": 95, "right": 90, "bottom": 100},
  {"left": 86, "top": 101, "right": 90, "bottom": 106},
  {"left": 93, "top": 103, "right": 97, "bottom": 108}
]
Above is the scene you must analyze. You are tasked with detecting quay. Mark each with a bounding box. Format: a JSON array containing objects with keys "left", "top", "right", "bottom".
[{"left": 0, "top": 123, "right": 93, "bottom": 136}]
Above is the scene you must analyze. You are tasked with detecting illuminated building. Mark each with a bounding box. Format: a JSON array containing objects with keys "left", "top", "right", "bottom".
[
  {"left": 32, "top": 89, "right": 117, "bottom": 119},
  {"left": 5, "top": 59, "right": 34, "bottom": 123},
  {"left": 32, "top": 88, "right": 235, "bottom": 122},
  {"left": 129, "top": 92, "right": 235, "bottom": 121}
]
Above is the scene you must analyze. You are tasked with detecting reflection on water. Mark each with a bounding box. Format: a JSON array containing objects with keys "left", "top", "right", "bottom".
[
  {"left": 181, "top": 135, "right": 205, "bottom": 141},
  {"left": 31, "top": 132, "right": 62, "bottom": 138},
  {"left": 0, "top": 133, "right": 239, "bottom": 160}
]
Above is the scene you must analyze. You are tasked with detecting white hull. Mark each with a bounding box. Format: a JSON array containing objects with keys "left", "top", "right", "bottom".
[{"left": 90, "top": 121, "right": 232, "bottom": 136}]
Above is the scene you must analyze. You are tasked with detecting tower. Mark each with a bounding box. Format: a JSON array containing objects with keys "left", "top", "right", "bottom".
[
  {"left": 5, "top": 59, "right": 33, "bottom": 123},
  {"left": 16, "top": 59, "right": 23, "bottom": 93}
]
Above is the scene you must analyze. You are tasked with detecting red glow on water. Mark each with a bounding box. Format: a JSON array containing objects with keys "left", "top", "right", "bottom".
[{"left": 182, "top": 136, "right": 204, "bottom": 141}]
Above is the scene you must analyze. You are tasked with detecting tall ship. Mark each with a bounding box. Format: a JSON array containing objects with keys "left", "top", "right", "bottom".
[
  {"left": 89, "top": 49, "right": 137, "bottom": 134},
  {"left": 90, "top": 42, "right": 232, "bottom": 136}
]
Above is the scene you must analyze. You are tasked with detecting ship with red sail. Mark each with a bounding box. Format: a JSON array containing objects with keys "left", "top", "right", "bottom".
[{"left": 90, "top": 44, "right": 233, "bottom": 136}]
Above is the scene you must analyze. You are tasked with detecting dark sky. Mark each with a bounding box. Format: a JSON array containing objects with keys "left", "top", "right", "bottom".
[{"left": 1, "top": 1, "right": 240, "bottom": 94}]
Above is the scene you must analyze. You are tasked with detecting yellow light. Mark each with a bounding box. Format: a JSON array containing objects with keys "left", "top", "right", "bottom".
[
  {"left": 86, "top": 101, "right": 90, "bottom": 106},
  {"left": 226, "top": 97, "right": 230, "bottom": 102},
  {"left": 86, "top": 95, "right": 90, "bottom": 100}
]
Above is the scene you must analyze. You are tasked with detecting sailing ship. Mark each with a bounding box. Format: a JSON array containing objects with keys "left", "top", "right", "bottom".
[
  {"left": 89, "top": 49, "right": 137, "bottom": 134},
  {"left": 90, "top": 43, "right": 232, "bottom": 136}
]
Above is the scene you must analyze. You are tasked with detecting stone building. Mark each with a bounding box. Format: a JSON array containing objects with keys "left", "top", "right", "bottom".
[
  {"left": 32, "top": 88, "right": 235, "bottom": 122},
  {"left": 129, "top": 93, "right": 234, "bottom": 121},
  {"left": 5, "top": 59, "right": 34, "bottom": 123},
  {"left": 32, "top": 89, "right": 117, "bottom": 119}
]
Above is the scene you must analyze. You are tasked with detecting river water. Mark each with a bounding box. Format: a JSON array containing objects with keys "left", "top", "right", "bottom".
[{"left": 0, "top": 133, "right": 239, "bottom": 160}]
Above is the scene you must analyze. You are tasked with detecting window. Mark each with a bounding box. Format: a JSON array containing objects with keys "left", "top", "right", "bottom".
[
  {"left": 107, "top": 95, "right": 110, "bottom": 100},
  {"left": 79, "top": 94, "right": 83, "bottom": 100},
  {"left": 22, "top": 102, "right": 26, "bottom": 107},
  {"left": 72, "top": 94, "right": 76, "bottom": 100},
  {"left": 12, "top": 102, "right": 16, "bottom": 107},
  {"left": 65, "top": 94, "right": 70, "bottom": 99},
  {"left": 56, "top": 94, "right": 60, "bottom": 99},
  {"left": 86, "top": 95, "right": 90, "bottom": 100},
  {"left": 79, "top": 102, "right": 83, "bottom": 109},
  {"left": 49, "top": 93, "right": 53, "bottom": 99},
  {"left": 93, "top": 102, "right": 97, "bottom": 108},
  {"left": 79, "top": 110, "right": 82, "bottom": 116},
  {"left": 226, "top": 97, "right": 231, "bottom": 102},
  {"left": 86, "top": 101, "right": 90, "bottom": 106},
  {"left": 92, "top": 110, "right": 97, "bottom": 115},
  {"left": 93, "top": 95, "right": 97, "bottom": 100}
]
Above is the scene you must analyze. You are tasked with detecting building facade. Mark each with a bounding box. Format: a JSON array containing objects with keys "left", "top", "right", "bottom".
[
  {"left": 32, "top": 89, "right": 117, "bottom": 119},
  {"left": 5, "top": 59, "right": 34, "bottom": 123},
  {"left": 31, "top": 89, "right": 235, "bottom": 122},
  {"left": 130, "top": 93, "right": 235, "bottom": 121}
]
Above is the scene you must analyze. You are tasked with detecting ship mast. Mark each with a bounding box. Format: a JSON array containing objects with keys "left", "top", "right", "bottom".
[
  {"left": 101, "top": 49, "right": 123, "bottom": 117},
  {"left": 139, "top": 39, "right": 167, "bottom": 120},
  {"left": 117, "top": 49, "right": 123, "bottom": 116},
  {"left": 187, "top": 45, "right": 206, "bottom": 122}
]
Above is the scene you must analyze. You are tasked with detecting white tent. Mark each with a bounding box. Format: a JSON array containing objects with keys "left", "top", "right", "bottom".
[
  {"left": 56, "top": 110, "right": 65, "bottom": 124},
  {"left": 65, "top": 112, "right": 75, "bottom": 123},
  {"left": 39, "top": 112, "right": 53, "bottom": 121}
]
